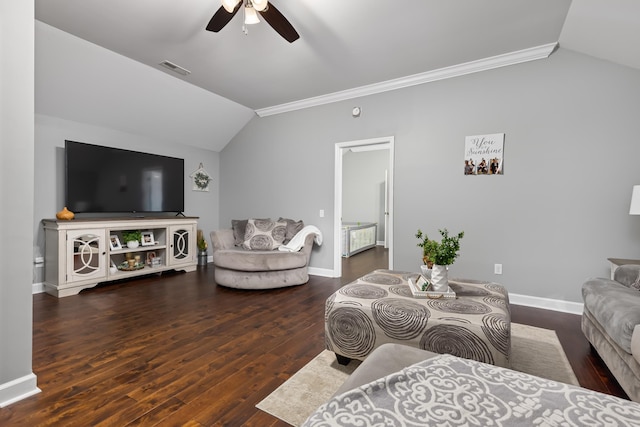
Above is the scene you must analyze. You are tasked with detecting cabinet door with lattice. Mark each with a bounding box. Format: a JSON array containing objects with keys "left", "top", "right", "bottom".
[
  {"left": 66, "top": 229, "right": 107, "bottom": 283},
  {"left": 168, "top": 224, "right": 196, "bottom": 266}
]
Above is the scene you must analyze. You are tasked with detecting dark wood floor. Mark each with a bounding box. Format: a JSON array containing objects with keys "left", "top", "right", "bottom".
[{"left": 0, "top": 247, "right": 628, "bottom": 426}]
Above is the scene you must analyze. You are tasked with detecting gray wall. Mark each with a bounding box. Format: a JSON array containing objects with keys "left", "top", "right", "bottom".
[
  {"left": 34, "top": 115, "right": 220, "bottom": 269},
  {"left": 1, "top": 0, "right": 38, "bottom": 406},
  {"left": 220, "top": 48, "right": 640, "bottom": 304},
  {"left": 32, "top": 21, "right": 227, "bottom": 274},
  {"left": 343, "top": 149, "right": 388, "bottom": 242}
]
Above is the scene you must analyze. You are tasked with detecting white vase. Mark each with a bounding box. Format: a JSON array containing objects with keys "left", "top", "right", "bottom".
[
  {"left": 420, "top": 265, "right": 432, "bottom": 280},
  {"left": 431, "top": 264, "right": 449, "bottom": 292},
  {"left": 127, "top": 241, "right": 139, "bottom": 249}
]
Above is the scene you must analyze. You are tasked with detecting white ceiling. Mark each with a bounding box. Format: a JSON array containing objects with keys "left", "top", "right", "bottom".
[{"left": 34, "top": 0, "right": 640, "bottom": 148}]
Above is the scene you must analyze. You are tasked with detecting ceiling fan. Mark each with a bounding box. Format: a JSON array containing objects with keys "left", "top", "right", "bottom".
[{"left": 206, "top": 0, "right": 300, "bottom": 43}]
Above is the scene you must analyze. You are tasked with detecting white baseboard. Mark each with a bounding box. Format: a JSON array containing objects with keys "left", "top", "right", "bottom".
[
  {"left": 32, "top": 282, "right": 44, "bottom": 294},
  {"left": 0, "top": 373, "right": 41, "bottom": 408},
  {"left": 509, "top": 293, "right": 583, "bottom": 315},
  {"left": 308, "top": 267, "right": 336, "bottom": 278}
]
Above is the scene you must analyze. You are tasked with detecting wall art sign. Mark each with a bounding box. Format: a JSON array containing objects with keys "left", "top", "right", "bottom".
[
  {"left": 190, "top": 163, "right": 212, "bottom": 191},
  {"left": 464, "top": 133, "right": 504, "bottom": 175}
]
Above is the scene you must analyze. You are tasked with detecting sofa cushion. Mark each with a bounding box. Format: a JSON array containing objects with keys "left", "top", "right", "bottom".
[
  {"left": 614, "top": 264, "right": 640, "bottom": 291},
  {"left": 213, "top": 248, "right": 308, "bottom": 271},
  {"left": 278, "top": 217, "right": 304, "bottom": 244},
  {"left": 231, "top": 219, "right": 248, "bottom": 246},
  {"left": 242, "top": 218, "right": 287, "bottom": 250},
  {"left": 582, "top": 278, "right": 640, "bottom": 353}
]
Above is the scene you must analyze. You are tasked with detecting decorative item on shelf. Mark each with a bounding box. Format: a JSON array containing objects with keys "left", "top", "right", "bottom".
[
  {"left": 415, "top": 228, "right": 464, "bottom": 292},
  {"left": 190, "top": 163, "right": 212, "bottom": 192},
  {"left": 109, "top": 234, "right": 122, "bottom": 250},
  {"left": 121, "top": 230, "right": 142, "bottom": 249},
  {"left": 146, "top": 251, "right": 157, "bottom": 266},
  {"left": 56, "top": 207, "right": 75, "bottom": 220},
  {"left": 141, "top": 231, "right": 155, "bottom": 246},
  {"left": 118, "top": 260, "right": 145, "bottom": 271},
  {"left": 197, "top": 229, "right": 208, "bottom": 266}
]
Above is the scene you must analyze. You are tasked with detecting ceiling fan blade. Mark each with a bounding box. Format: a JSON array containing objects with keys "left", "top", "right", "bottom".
[
  {"left": 259, "top": 3, "right": 300, "bottom": 43},
  {"left": 206, "top": 3, "right": 242, "bottom": 32}
]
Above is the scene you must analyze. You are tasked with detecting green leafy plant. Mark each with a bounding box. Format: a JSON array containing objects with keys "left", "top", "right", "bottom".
[
  {"left": 415, "top": 229, "right": 438, "bottom": 267},
  {"left": 415, "top": 228, "right": 464, "bottom": 266},
  {"left": 121, "top": 230, "right": 142, "bottom": 244}
]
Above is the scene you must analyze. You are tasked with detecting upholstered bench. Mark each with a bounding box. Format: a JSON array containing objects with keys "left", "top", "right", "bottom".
[{"left": 325, "top": 269, "right": 511, "bottom": 367}]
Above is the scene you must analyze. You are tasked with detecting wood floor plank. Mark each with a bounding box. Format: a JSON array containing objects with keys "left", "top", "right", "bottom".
[{"left": 0, "top": 246, "right": 628, "bottom": 426}]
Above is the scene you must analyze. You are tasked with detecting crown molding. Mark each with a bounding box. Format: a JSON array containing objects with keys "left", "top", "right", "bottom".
[{"left": 255, "top": 42, "right": 558, "bottom": 117}]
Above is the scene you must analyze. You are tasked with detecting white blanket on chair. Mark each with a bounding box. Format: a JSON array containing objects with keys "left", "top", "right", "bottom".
[{"left": 278, "top": 225, "right": 323, "bottom": 252}]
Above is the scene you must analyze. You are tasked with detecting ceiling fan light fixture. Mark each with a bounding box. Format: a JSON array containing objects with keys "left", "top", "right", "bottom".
[
  {"left": 222, "top": 0, "right": 240, "bottom": 13},
  {"left": 244, "top": 6, "right": 260, "bottom": 25},
  {"left": 252, "top": 0, "right": 268, "bottom": 12}
]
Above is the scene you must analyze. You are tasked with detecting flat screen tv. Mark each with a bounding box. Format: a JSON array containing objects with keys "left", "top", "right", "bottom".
[{"left": 65, "top": 140, "right": 184, "bottom": 214}]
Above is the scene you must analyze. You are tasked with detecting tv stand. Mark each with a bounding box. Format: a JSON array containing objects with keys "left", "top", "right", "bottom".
[{"left": 42, "top": 217, "right": 198, "bottom": 298}]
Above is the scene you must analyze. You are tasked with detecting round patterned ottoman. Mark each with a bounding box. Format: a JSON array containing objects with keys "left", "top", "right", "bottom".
[{"left": 325, "top": 269, "right": 511, "bottom": 367}]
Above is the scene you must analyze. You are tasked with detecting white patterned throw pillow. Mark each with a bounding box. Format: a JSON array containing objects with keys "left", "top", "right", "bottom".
[{"left": 242, "top": 218, "right": 287, "bottom": 250}]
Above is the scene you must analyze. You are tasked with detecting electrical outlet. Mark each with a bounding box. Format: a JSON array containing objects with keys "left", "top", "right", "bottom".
[
  {"left": 319, "top": 209, "right": 325, "bottom": 218},
  {"left": 494, "top": 264, "right": 502, "bottom": 275}
]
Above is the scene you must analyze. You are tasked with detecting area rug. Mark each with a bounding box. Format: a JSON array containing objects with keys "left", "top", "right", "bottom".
[{"left": 256, "top": 323, "right": 578, "bottom": 427}]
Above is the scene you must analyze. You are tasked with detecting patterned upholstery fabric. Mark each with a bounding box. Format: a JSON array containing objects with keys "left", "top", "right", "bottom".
[
  {"left": 303, "top": 353, "right": 640, "bottom": 427},
  {"left": 242, "top": 218, "right": 287, "bottom": 250},
  {"left": 325, "top": 269, "right": 511, "bottom": 367}
]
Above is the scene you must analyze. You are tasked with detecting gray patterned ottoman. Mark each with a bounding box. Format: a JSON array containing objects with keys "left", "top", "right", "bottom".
[{"left": 325, "top": 269, "right": 511, "bottom": 367}]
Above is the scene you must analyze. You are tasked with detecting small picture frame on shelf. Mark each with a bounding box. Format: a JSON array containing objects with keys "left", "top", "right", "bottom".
[
  {"left": 146, "top": 251, "right": 156, "bottom": 266},
  {"left": 141, "top": 231, "right": 155, "bottom": 246},
  {"left": 109, "top": 235, "right": 122, "bottom": 250}
]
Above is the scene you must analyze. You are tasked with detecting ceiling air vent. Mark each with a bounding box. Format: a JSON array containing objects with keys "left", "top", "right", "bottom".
[{"left": 159, "top": 60, "right": 191, "bottom": 76}]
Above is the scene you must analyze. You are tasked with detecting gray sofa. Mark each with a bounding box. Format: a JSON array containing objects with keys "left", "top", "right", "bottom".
[
  {"left": 303, "top": 343, "right": 640, "bottom": 426},
  {"left": 582, "top": 264, "right": 640, "bottom": 402},
  {"left": 210, "top": 220, "right": 318, "bottom": 289}
]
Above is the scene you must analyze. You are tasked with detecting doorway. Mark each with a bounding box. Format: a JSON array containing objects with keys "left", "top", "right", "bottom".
[{"left": 334, "top": 136, "right": 394, "bottom": 277}]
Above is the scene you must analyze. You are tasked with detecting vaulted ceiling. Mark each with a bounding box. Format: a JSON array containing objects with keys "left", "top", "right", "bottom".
[{"left": 34, "top": 0, "right": 640, "bottom": 149}]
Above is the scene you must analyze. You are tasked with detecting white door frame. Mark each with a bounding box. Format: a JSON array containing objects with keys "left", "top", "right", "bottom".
[{"left": 334, "top": 136, "right": 394, "bottom": 277}]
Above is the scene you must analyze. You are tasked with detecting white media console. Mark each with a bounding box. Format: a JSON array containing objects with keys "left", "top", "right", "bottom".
[{"left": 42, "top": 217, "right": 198, "bottom": 297}]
